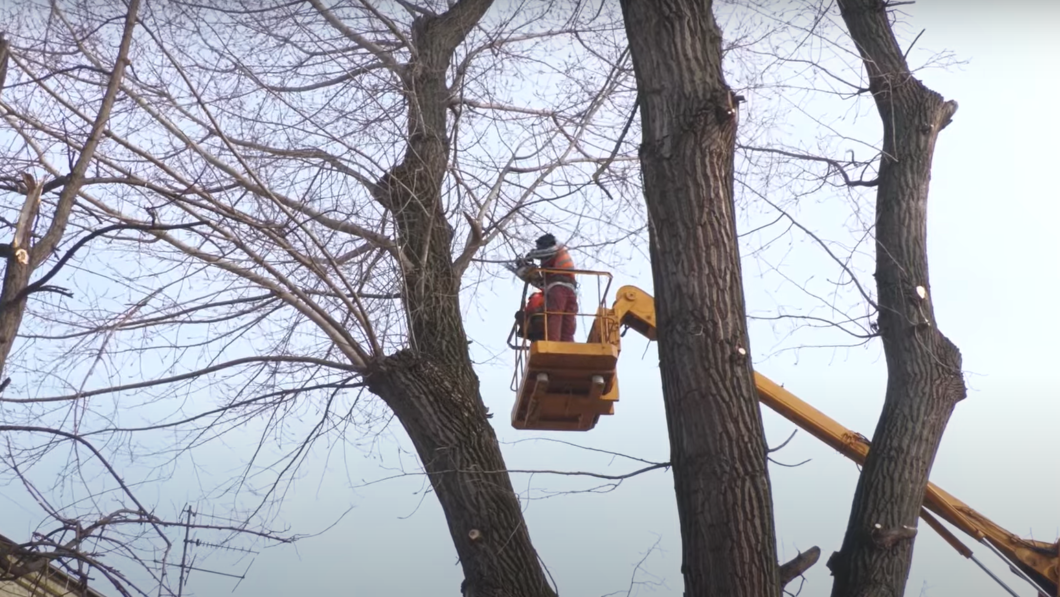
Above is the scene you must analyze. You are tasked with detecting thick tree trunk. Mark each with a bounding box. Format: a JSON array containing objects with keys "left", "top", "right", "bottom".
[
  {"left": 361, "top": 2, "right": 554, "bottom": 596},
  {"left": 367, "top": 352, "right": 552, "bottom": 597},
  {"left": 619, "top": 2, "right": 780, "bottom": 596},
  {"left": 827, "top": 2, "right": 966, "bottom": 596}
]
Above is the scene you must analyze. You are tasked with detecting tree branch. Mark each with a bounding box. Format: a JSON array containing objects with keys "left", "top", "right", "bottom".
[
  {"left": 29, "top": 0, "right": 141, "bottom": 270},
  {"left": 779, "top": 546, "right": 821, "bottom": 587},
  {"left": 4, "top": 222, "right": 203, "bottom": 308},
  {"left": 739, "top": 144, "right": 878, "bottom": 187},
  {"left": 307, "top": 0, "right": 407, "bottom": 79},
  {"left": 0, "top": 355, "right": 353, "bottom": 404}
]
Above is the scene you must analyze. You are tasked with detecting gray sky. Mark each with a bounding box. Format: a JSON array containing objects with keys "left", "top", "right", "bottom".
[{"left": 2, "top": 2, "right": 1058, "bottom": 597}]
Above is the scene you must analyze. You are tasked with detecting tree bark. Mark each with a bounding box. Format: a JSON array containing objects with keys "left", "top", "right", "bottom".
[
  {"left": 0, "top": 178, "right": 41, "bottom": 373},
  {"left": 780, "top": 546, "right": 821, "bottom": 587},
  {"left": 619, "top": 2, "right": 780, "bottom": 596},
  {"left": 0, "top": 241, "right": 35, "bottom": 375},
  {"left": 367, "top": 353, "right": 552, "bottom": 597},
  {"left": 361, "top": 2, "right": 554, "bottom": 596},
  {"left": 828, "top": 2, "right": 966, "bottom": 596}
]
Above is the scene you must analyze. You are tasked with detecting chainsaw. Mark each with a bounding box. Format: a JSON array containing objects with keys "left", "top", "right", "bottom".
[{"left": 503, "top": 256, "right": 544, "bottom": 288}]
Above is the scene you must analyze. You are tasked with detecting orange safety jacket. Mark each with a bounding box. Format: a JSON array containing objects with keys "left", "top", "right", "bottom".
[
  {"left": 541, "top": 247, "right": 576, "bottom": 286},
  {"left": 526, "top": 292, "right": 545, "bottom": 312},
  {"left": 522, "top": 292, "right": 546, "bottom": 340}
]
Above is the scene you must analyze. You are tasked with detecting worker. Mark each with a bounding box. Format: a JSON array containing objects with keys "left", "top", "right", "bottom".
[
  {"left": 514, "top": 290, "right": 546, "bottom": 341},
  {"left": 524, "top": 233, "right": 578, "bottom": 342}
]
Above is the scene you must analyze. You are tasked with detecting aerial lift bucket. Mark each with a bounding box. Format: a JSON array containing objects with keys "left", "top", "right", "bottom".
[
  {"left": 508, "top": 269, "right": 621, "bottom": 431},
  {"left": 511, "top": 340, "right": 620, "bottom": 431}
]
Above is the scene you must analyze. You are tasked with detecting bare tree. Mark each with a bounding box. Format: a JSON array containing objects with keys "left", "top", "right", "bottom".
[
  {"left": 618, "top": 1, "right": 781, "bottom": 596},
  {"left": 0, "top": 0, "right": 137, "bottom": 380},
  {"left": 825, "top": 2, "right": 965, "bottom": 595},
  {"left": 684, "top": 3, "right": 970, "bottom": 594},
  {"left": 0, "top": 4, "right": 159, "bottom": 593},
  {"left": 613, "top": 0, "right": 966, "bottom": 594},
  {"left": 0, "top": 0, "right": 981, "bottom": 595},
  {"left": 0, "top": 4, "right": 307, "bottom": 595},
  {"left": 659, "top": 1, "right": 968, "bottom": 595},
  {"left": 0, "top": 0, "right": 645, "bottom": 595}
]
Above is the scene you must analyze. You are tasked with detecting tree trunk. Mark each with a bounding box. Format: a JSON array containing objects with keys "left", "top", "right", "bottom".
[
  {"left": 361, "top": 2, "right": 555, "bottom": 596},
  {"left": 0, "top": 41, "right": 25, "bottom": 375},
  {"left": 827, "top": 2, "right": 966, "bottom": 596},
  {"left": 367, "top": 352, "right": 552, "bottom": 597},
  {"left": 619, "top": 2, "right": 780, "bottom": 596},
  {"left": 0, "top": 252, "right": 33, "bottom": 373}
]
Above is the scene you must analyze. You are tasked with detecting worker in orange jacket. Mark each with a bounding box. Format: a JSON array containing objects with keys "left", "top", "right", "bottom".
[
  {"left": 524, "top": 233, "right": 578, "bottom": 342},
  {"left": 515, "top": 290, "right": 546, "bottom": 342}
]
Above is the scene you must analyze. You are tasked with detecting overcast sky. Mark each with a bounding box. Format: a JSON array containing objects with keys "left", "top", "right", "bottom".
[{"left": 1, "top": 2, "right": 1057, "bottom": 597}]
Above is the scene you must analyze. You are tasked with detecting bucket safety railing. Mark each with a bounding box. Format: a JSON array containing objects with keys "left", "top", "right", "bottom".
[{"left": 507, "top": 268, "right": 617, "bottom": 393}]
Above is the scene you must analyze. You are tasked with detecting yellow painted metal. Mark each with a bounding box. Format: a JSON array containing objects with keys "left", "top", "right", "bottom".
[
  {"left": 755, "top": 375, "right": 1059, "bottom": 594},
  {"left": 510, "top": 281, "right": 1059, "bottom": 594},
  {"left": 510, "top": 280, "right": 657, "bottom": 431},
  {"left": 511, "top": 341, "right": 620, "bottom": 431},
  {"left": 587, "top": 285, "right": 657, "bottom": 345},
  {"left": 509, "top": 269, "right": 621, "bottom": 431}
]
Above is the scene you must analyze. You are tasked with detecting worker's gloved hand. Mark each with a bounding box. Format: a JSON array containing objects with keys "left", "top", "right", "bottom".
[
  {"left": 514, "top": 310, "right": 525, "bottom": 320},
  {"left": 516, "top": 264, "right": 542, "bottom": 283}
]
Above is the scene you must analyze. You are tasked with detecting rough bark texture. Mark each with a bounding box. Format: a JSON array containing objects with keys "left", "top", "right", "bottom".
[
  {"left": 0, "top": 234, "right": 34, "bottom": 374},
  {"left": 779, "top": 546, "right": 820, "bottom": 588},
  {"left": 367, "top": 353, "right": 551, "bottom": 597},
  {"left": 828, "top": 2, "right": 966, "bottom": 596},
  {"left": 361, "top": 2, "right": 554, "bottom": 596},
  {"left": 619, "top": 2, "right": 780, "bottom": 596},
  {"left": 0, "top": 176, "right": 37, "bottom": 373}
]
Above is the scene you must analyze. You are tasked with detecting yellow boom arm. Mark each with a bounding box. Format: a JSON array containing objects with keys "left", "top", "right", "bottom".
[{"left": 603, "top": 285, "right": 1059, "bottom": 596}]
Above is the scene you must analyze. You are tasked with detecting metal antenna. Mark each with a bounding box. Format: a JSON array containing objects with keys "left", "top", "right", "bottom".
[
  {"left": 171, "top": 505, "right": 259, "bottom": 594},
  {"left": 176, "top": 505, "right": 193, "bottom": 597}
]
